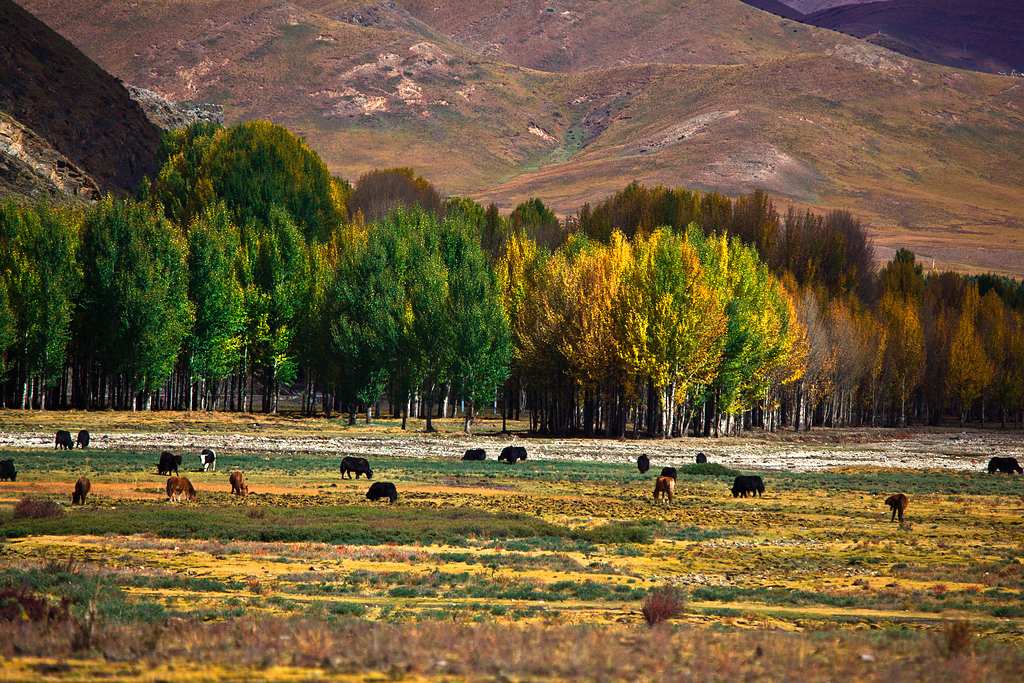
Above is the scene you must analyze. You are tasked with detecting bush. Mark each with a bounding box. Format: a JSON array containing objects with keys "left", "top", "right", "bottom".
[
  {"left": 13, "top": 497, "right": 64, "bottom": 519},
  {"left": 642, "top": 586, "right": 686, "bottom": 626},
  {"left": 939, "top": 621, "right": 974, "bottom": 657},
  {"left": 580, "top": 522, "right": 655, "bottom": 544},
  {"left": 0, "top": 588, "right": 69, "bottom": 622}
]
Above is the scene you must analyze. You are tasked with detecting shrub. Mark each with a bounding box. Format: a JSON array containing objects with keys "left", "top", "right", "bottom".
[
  {"left": 13, "top": 497, "right": 64, "bottom": 519},
  {"left": 580, "top": 522, "right": 655, "bottom": 544},
  {"left": 642, "top": 585, "right": 686, "bottom": 627},
  {"left": 0, "top": 588, "right": 69, "bottom": 623},
  {"left": 939, "top": 621, "right": 974, "bottom": 657}
]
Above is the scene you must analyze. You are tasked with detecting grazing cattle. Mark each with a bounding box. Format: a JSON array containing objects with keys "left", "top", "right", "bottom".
[
  {"left": 637, "top": 454, "right": 650, "bottom": 473},
  {"left": 54, "top": 430, "right": 73, "bottom": 450},
  {"left": 157, "top": 451, "right": 182, "bottom": 476},
  {"left": 229, "top": 470, "right": 248, "bottom": 496},
  {"left": 76, "top": 430, "right": 90, "bottom": 449},
  {"left": 653, "top": 476, "right": 675, "bottom": 505},
  {"left": 885, "top": 493, "right": 908, "bottom": 523},
  {"left": 731, "top": 475, "right": 765, "bottom": 498},
  {"left": 695, "top": 452, "right": 707, "bottom": 464},
  {"left": 340, "top": 456, "right": 373, "bottom": 479},
  {"left": 462, "top": 448, "right": 486, "bottom": 461},
  {"left": 659, "top": 466, "right": 677, "bottom": 480},
  {"left": 498, "top": 446, "right": 527, "bottom": 463},
  {"left": 366, "top": 481, "right": 398, "bottom": 504},
  {"left": 72, "top": 477, "right": 91, "bottom": 505},
  {"left": 987, "top": 456, "right": 1022, "bottom": 474},
  {"left": 0, "top": 459, "right": 16, "bottom": 482},
  {"left": 166, "top": 476, "right": 196, "bottom": 502},
  {"left": 199, "top": 448, "right": 217, "bottom": 472}
]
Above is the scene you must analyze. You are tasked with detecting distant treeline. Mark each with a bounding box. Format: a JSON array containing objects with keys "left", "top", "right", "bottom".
[{"left": 0, "top": 121, "right": 1021, "bottom": 433}]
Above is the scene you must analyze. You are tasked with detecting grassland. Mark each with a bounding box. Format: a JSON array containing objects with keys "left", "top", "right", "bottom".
[{"left": 0, "top": 413, "right": 1022, "bottom": 679}]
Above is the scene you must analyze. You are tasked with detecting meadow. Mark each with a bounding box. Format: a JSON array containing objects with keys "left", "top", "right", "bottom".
[{"left": 0, "top": 415, "right": 1022, "bottom": 680}]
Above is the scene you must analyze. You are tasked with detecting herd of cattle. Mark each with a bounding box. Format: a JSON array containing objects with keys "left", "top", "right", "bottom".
[{"left": 0, "top": 432, "right": 1020, "bottom": 520}]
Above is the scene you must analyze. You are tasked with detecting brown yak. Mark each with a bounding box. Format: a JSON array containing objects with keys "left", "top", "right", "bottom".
[
  {"left": 229, "top": 470, "right": 248, "bottom": 496},
  {"left": 885, "top": 493, "right": 908, "bottom": 523},
  {"left": 166, "top": 476, "right": 196, "bottom": 502},
  {"left": 71, "top": 477, "right": 91, "bottom": 505},
  {"left": 653, "top": 476, "right": 675, "bottom": 505}
]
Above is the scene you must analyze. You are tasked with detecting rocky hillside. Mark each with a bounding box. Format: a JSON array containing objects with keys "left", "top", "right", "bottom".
[
  {"left": 13, "top": 0, "right": 1024, "bottom": 274},
  {"left": 0, "top": 0, "right": 163, "bottom": 197}
]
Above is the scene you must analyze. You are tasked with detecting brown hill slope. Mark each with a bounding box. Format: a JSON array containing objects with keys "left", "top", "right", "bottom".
[
  {"left": 0, "top": 0, "right": 162, "bottom": 196},
  {"left": 14, "top": 0, "right": 1024, "bottom": 274}
]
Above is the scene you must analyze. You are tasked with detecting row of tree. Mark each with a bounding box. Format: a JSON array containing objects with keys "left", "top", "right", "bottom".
[{"left": 1, "top": 120, "right": 1021, "bottom": 433}]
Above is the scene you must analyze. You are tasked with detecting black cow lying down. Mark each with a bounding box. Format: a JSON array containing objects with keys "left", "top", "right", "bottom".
[
  {"left": 340, "top": 456, "right": 373, "bottom": 479},
  {"left": 637, "top": 454, "right": 650, "bottom": 473},
  {"left": 498, "top": 446, "right": 527, "bottom": 463},
  {"left": 988, "top": 457, "right": 1022, "bottom": 474},
  {"left": 366, "top": 481, "right": 398, "bottom": 504},
  {"left": 462, "top": 448, "right": 486, "bottom": 461},
  {"left": 55, "top": 430, "right": 73, "bottom": 450},
  {"left": 732, "top": 475, "right": 765, "bottom": 498},
  {"left": 695, "top": 452, "right": 707, "bottom": 464}
]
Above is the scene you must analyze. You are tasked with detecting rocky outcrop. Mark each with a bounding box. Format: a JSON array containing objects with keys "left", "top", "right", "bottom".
[
  {"left": 0, "top": 0, "right": 162, "bottom": 196},
  {"left": 0, "top": 113, "right": 99, "bottom": 200},
  {"left": 126, "top": 85, "right": 224, "bottom": 130}
]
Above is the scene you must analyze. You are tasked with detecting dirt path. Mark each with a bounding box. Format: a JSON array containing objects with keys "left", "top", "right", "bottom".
[{"left": 2, "top": 428, "right": 1021, "bottom": 472}]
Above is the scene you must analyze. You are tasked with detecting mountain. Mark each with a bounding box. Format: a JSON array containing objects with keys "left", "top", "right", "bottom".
[
  {"left": 744, "top": 1, "right": 1024, "bottom": 75},
  {"left": 12, "top": 0, "right": 1024, "bottom": 275},
  {"left": 0, "top": 0, "right": 163, "bottom": 198},
  {"left": 805, "top": 1, "right": 1024, "bottom": 74}
]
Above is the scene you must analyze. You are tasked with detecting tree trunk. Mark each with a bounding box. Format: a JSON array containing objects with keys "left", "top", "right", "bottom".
[{"left": 463, "top": 399, "right": 474, "bottom": 434}]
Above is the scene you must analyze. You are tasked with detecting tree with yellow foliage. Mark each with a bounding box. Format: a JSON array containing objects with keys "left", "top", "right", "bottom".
[{"left": 946, "top": 285, "right": 994, "bottom": 425}]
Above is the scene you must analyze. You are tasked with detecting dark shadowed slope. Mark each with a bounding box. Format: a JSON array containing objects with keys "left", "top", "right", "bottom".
[
  {"left": 740, "top": 0, "right": 806, "bottom": 21},
  {"left": 745, "top": 0, "right": 1024, "bottom": 74},
  {"left": 806, "top": 0, "right": 1024, "bottom": 73},
  {"left": 0, "top": 0, "right": 162, "bottom": 195}
]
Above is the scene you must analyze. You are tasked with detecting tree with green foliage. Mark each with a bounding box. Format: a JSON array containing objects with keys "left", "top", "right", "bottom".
[
  {"left": 79, "top": 198, "right": 192, "bottom": 411},
  {"left": 438, "top": 212, "right": 511, "bottom": 432},
  {"left": 510, "top": 198, "right": 564, "bottom": 251},
  {"left": 185, "top": 203, "right": 245, "bottom": 409},
  {"left": 152, "top": 121, "right": 345, "bottom": 241},
  {"left": 0, "top": 201, "right": 81, "bottom": 409},
  {"left": 236, "top": 206, "right": 306, "bottom": 412}
]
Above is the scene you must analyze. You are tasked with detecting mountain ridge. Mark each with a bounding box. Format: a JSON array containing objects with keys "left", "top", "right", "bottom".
[{"left": 10, "top": 0, "right": 1024, "bottom": 275}]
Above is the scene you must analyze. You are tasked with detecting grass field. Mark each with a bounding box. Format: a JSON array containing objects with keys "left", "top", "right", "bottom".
[{"left": 0, "top": 416, "right": 1022, "bottom": 680}]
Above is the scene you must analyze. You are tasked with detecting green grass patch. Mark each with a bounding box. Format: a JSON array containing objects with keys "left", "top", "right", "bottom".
[{"left": 0, "top": 502, "right": 571, "bottom": 546}]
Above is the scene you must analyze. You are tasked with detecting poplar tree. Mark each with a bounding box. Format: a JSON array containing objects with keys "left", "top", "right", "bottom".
[
  {"left": 80, "top": 198, "right": 192, "bottom": 410},
  {"left": 186, "top": 203, "right": 245, "bottom": 408},
  {"left": 0, "top": 202, "right": 81, "bottom": 408}
]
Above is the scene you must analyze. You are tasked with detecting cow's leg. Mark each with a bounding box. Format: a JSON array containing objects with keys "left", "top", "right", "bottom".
[{"left": 898, "top": 507, "right": 904, "bottom": 523}]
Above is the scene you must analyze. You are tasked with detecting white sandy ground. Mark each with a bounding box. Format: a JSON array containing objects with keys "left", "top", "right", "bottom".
[{"left": 2, "top": 429, "right": 1023, "bottom": 472}]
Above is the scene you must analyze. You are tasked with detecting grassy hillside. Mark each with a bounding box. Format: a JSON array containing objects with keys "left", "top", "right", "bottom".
[{"left": 15, "top": 0, "right": 1024, "bottom": 274}]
